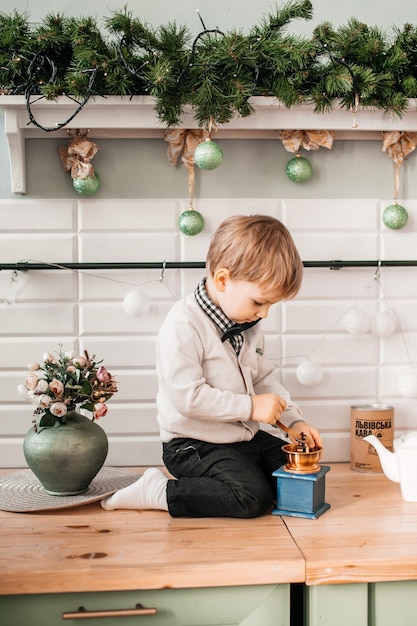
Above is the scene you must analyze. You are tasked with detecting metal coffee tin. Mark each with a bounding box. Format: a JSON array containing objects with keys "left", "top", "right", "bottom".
[{"left": 350, "top": 404, "right": 394, "bottom": 473}]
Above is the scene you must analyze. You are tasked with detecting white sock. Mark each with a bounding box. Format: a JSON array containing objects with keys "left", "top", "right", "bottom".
[{"left": 101, "top": 468, "right": 169, "bottom": 511}]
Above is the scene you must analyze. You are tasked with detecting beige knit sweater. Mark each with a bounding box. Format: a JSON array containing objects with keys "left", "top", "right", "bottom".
[{"left": 156, "top": 293, "right": 304, "bottom": 444}]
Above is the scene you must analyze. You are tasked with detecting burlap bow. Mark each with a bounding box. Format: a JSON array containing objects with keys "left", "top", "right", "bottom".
[
  {"left": 278, "top": 129, "right": 335, "bottom": 153},
  {"left": 58, "top": 135, "right": 99, "bottom": 180},
  {"left": 382, "top": 131, "right": 417, "bottom": 167},
  {"left": 165, "top": 129, "right": 208, "bottom": 204},
  {"left": 382, "top": 131, "right": 417, "bottom": 200}
]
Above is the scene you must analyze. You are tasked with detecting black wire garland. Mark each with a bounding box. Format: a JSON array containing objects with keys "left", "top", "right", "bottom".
[{"left": 24, "top": 61, "right": 99, "bottom": 133}]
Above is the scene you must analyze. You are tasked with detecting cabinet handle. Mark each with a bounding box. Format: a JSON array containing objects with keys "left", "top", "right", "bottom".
[{"left": 62, "top": 603, "right": 157, "bottom": 620}]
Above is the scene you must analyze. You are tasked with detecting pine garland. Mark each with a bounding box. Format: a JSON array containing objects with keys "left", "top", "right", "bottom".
[{"left": 1, "top": 0, "right": 417, "bottom": 130}]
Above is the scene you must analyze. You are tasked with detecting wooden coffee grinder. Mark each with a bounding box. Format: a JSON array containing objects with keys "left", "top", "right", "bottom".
[{"left": 272, "top": 423, "right": 330, "bottom": 519}]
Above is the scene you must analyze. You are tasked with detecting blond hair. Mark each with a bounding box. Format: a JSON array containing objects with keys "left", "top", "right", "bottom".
[{"left": 206, "top": 215, "right": 303, "bottom": 300}]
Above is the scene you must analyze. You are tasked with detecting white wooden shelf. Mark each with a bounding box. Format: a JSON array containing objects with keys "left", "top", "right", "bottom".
[{"left": 1, "top": 95, "right": 417, "bottom": 194}]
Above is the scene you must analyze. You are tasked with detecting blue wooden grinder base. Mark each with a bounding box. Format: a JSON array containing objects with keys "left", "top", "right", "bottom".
[{"left": 271, "top": 465, "right": 330, "bottom": 519}]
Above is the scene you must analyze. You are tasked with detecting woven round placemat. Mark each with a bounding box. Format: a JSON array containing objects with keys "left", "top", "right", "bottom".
[{"left": 0, "top": 467, "right": 141, "bottom": 513}]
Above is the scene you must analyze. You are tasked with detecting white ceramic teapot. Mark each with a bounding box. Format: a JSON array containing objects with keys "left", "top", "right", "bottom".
[{"left": 364, "top": 432, "right": 417, "bottom": 502}]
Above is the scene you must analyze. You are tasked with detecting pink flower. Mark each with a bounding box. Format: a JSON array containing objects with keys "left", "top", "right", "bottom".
[
  {"left": 17, "top": 384, "right": 29, "bottom": 400},
  {"left": 50, "top": 402, "right": 68, "bottom": 417},
  {"left": 28, "top": 362, "right": 40, "bottom": 371},
  {"left": 94, "top": 403, "right": 108, "bottom": 419},
  {"left": 27, "top": 390, "right": 39, "bottom": 403},
  {"left": 38, "top": 395, "right": 53, "bottom": 409},
  {"left": 49, "top": 379, "right": 64, "bottom": 398},
  {"left": 96, "top": 365, "right": 112, "bottom": 383},
  {"left": 72, "top": 356, "right": 87, "bottom": 368},
  {"left": 66, "top": 365, "right": 77, "bottom": 373},
  {"left": 25, "top": 372, "right": 39, "bottom": 390},
  {"left": 43, "top": 352, "right": 58, "bottom": 364},
  {"left": 36, "top": 379, "right": 49, "bottom": 393}
]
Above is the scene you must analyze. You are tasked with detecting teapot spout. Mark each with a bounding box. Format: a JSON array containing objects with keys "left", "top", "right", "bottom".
[{"left": 364, "top": 434, "right": 399, "bottom": 483}]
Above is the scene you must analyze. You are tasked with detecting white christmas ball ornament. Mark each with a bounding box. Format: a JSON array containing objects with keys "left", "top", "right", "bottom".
[
  {"left": 343, "top": 308, "right": 371, "bottom": 334},
  {"left": 123, "top": 290, "right": 151, "bottom": 317},
  {"left": 296, "top": 360, "right": 324, "bottom": 386},
  {"left": 398, "top": 372, "right": 417, "bottom": 398},
  {"left": 371, "top": 310, "right": 397, "bottom": 337}
]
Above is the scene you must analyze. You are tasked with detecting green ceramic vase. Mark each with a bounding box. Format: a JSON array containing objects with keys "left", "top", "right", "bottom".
[{"left": 23, "top": 409, "right": 108, "bottom": 495}]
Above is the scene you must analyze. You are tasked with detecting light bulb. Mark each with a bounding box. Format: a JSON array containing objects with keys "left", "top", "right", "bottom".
[
  {"left": 343, "top": 308, "right": 371, "bottom": 334},
  {"left": 296, "top": 360, "right": 324, "bottom": 386},
  {"left": 123, "top": 290, "right": 151, "bottom": 317},
  {"left": 371, "top": 310, "right": 396, "bottom": 337}
]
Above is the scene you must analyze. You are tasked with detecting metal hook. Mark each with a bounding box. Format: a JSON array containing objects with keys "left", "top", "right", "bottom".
[
  {"left": 3, "top": 270, "right": 19, "bottom": 305},
  {"left": 374, "top": 260, "right": 382, "bottom": 281},
  {"left": 160, "top": 261, "right": 166, "bottom": 282}
]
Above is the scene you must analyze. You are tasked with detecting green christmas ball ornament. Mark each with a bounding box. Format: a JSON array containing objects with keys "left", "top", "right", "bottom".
[
  {"left": 178, "top": 209, "right": 205, "bottom": 236},
  {"left": 194, "top": 139, "right": 224, "bottom": 170},
  {"left": 285, "top": 155, "right": 313, "bottom": 182},
  {"left": 382, "top": 203, "right": 408, "bottom": 230},
  {"left": 72, "top": 173, "right": 100, "bottom": 196}
]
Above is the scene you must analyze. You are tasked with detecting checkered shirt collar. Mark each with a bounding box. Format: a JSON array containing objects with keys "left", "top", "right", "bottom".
[
  {"left": 194, "top": 278, "right": 234, "bottom": 336},
  {"left": 194, "top": 279, "right": 260, "bottom": 355}
]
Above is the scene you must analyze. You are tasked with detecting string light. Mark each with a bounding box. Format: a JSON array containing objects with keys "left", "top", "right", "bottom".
[
  {"left": 273, "top": 264, "right": 416, "bottom": 392},
  {"left": 3, "top": 261, "right": 416, "bottom": 393},
  {"left": 4, "top": 259, "right": 176, "bottom": 316}
]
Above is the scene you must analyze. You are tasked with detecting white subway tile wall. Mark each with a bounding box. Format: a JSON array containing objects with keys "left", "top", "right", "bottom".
[{"left": 1, "top": 197, "right": 416, "bottom": 467}]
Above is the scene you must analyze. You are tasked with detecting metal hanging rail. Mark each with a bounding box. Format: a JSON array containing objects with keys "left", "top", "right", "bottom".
[{"left": 1, "top": 260, "right": 417, "bottom": 271}]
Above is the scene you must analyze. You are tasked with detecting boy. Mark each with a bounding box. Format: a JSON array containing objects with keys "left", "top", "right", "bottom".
[{"left": 102, "top": 215, "right": 322, "bottom": 517}]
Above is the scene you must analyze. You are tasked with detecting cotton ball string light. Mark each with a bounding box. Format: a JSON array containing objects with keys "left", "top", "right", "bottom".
[
  {"left": 343, "top": 307, "right": 371, "bottom": 335},
  {"left": 123, "top": 289, "right": 151, "bottom": 317},
  {"left": 371, "top": 309, "right": 397, "bottom": 337},
  {"left": 398, "top": 370, "right": 417, "bottom": 398},
  {"left": 296, "top": 360, "right": 324, "bottom": 387}
]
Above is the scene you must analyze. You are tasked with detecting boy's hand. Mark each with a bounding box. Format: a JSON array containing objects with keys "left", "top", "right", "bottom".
[
  {"left": 291, "top": 421, "right": 323, "bottom": 449},
  {"left": 251, "top": 394, "right": 287, "bottom": 426}
]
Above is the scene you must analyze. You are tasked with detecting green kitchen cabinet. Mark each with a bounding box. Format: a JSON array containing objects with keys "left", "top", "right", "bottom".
[
  {"left": 370, "top": 581, "right": 417, "bottom": 626},
  {"left": 306, "top": 583, "right": 369, "bottom": 626},
  {"left": 0, "top": 584, "right": 290, "bottom": 626},
  {"left": 306, "top": 581, "right": 417, "bottom": 626}
]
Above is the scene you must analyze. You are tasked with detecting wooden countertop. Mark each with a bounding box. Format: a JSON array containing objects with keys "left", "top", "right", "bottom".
[
  {"left": 0, "top": 468, "right": 304, "bottom": 596},
  {"left": 2, "top": 464, "right": 417, "bottom": 595},
  {"left": 284, "top": 463, "right": 417, "bottom": 586}
]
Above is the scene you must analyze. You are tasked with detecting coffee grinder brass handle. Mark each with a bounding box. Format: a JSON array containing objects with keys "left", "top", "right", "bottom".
[{"left": 274, "top": 419, "right": 309, "bottom": 452}]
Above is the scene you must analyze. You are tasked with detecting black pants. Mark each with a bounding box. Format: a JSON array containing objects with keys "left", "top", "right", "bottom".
[{"left": 162, "top": 430, "right": 287, "bottom": 518}]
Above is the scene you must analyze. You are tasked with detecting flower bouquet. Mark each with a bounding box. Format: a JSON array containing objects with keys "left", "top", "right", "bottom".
[{"left": 18, "top": 346, "right": 118, "bottom": 431}]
